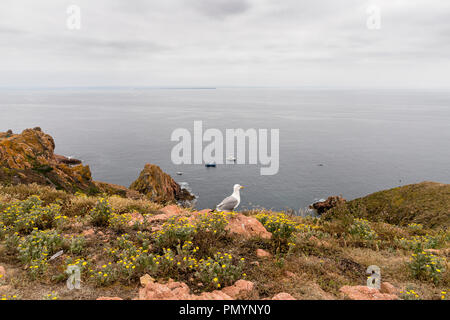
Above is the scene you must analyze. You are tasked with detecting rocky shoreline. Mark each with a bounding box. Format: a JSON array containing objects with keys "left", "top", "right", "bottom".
[{"left": 0, "top": 128, "right": 195, "bottom": 205}]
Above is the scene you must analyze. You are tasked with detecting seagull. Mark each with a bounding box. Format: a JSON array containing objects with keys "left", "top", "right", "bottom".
[{"left": 216, "top": 184, "right": 244, "bottom": 212}]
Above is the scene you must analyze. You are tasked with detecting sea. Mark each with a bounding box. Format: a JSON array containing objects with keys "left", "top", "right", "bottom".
[{"left": 1, "top": 87, "right": 449, "bottom": 212}]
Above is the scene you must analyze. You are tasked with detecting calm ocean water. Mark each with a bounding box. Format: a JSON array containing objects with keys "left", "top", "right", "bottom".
[{"left": 1, "top": 88, "right": 449, "bottom": 211}]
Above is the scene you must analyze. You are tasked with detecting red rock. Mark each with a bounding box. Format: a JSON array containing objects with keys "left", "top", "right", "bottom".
[
  {"left": 225, "top": 214, "right": 272, "bottom": 239},
  {"left": 129, "top": 212, "right": 144, "bottom": 226},
  {"left": 196, "top": 291, "right": 233, "bottom": 300},
  {"left": 272, "top": 293, "right": 296, "bottom": 300},
  {"left": 221, "top": 280, "right": 255, "bottom": 299},
  {"left": 380, "top": 282, "right": 398, "bottom": 295},
  {"left": 139, "top": 280, "right": 192, "bottom": 300},
  {"left": 97, "top": 297, "right": 123, "bottom": 300},
  {"left": 160, "top": 205, "right": 185, "bottom": 216},
  {"left": 138, "top": 279, "right": 254, "bottom": 300},
  {"left": 146, "top": 205, "right": 187, "bottom": 222},
  {"left": 256, "top": 249, "right": 271, "bottom": 258},
  {"left": 340, "top": 285, "right": 398, "bottom": 300},
  {"left": 82, "top": 229, "right": 95, "bottom": 237}
]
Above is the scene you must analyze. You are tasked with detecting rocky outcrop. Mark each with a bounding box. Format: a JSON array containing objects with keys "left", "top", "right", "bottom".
[
  {"left": 0, "top": 128, "right": 94, "bottom": 192},
  {"left": 0, "top": 128, "right": 187, "bottom": 201},
  {"left": 54, "top": 154, "right": 82, "bottom": 165},
  {"left": 310, "top": 196, "right": 346, "bottom": 214},
  {"left": 339, "top": 284, "right": 398, "bottom": 300},
  {"left": 130, "top": 163, "right": 195, "bottom": 204}
]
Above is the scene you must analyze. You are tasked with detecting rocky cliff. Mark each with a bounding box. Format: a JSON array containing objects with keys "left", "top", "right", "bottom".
[
  {"left": 0, "top": 128, "right": 194, "bottom": 204},
  {"left": 0, "top": 128, "right": 94, "bottom": 192}
]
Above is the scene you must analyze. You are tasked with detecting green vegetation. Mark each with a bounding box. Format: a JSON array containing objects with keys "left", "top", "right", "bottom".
[
  {"left": 0, "top": 183, "right": 448, "bottom": 300},
  {"left": 325, "top": 182, "right": 450, "bottom": 229}
]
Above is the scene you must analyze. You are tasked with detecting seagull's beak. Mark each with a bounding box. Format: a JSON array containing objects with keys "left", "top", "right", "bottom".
[{"left": 240, "top": 186, "right": 245, "bottom": 189}]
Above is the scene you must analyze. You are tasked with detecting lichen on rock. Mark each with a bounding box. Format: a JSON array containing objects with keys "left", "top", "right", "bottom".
[{"left": 0, "top": 128, "right": 94, "bottom": 192}]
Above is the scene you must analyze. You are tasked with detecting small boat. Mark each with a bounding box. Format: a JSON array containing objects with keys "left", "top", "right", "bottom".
[
  {"left": 205, "top": 162, "right": 216, "bottom": 168},
  {"left": 176, "top": 172, "right": 183, "bottom": 175}
]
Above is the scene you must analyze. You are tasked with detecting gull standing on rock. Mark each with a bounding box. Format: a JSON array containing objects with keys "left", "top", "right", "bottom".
[{"left": 216, "top": 184, "right": 245, "bottom": 212}]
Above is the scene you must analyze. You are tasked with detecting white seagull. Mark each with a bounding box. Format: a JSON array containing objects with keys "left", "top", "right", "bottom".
[{"left": 216, "top": 184, "right": 245, "bottom": 212}]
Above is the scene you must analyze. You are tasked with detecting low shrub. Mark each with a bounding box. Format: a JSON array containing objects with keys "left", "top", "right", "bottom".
[
  {"left": 89, "top": 198, "right": 113, "bottom": 227},
  {"left": 408, "top": 250, "right": 446, "bottom": 284},
  {"left": 348, "top": 218, "right": 377, "bottom": 240},
  {"left": 153, "top": 217, "right": 197, "bottom": 249},
  {"left": 109, "top": 212, "right": 132, "bottom": 232},
  {"left": 69, "top": 236, "right": 87, "bottom": 255},
  {"left": 0, "top": 196, "right": 61, "bottom": 233},
  {"left": 195, "top": 252, "right": 245, "bottom": 290}
]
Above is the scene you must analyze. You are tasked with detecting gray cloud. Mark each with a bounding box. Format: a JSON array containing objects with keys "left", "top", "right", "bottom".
[
  {"left": 0, "top": 0, "right": 449, "bottom": 88},
  {"left": 191, "top": 0, "right": 251, "bottom": 18}
]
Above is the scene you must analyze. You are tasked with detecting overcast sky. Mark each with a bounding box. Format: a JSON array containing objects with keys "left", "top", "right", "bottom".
[{"left": 0, "top": 0, "right": 449, "bottom": 89}]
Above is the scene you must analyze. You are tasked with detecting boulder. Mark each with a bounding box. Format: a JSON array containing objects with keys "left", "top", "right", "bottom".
[
  {"left": 225, "top": 214, "right": 272, "bottom": 239},
  {"left": 130, "top": 164, "right": 195, "bottom": 204},
  {"left": 256, "top": 249, "right": 271, "bottom": 258},
  {"left": 272, "top": 293, "right": 296, "bottom": 300},
  {"left": 339, "top": 285, "right": 398, "bottom": 300},
  {"left": 82, "top": 228, "right": 95, "bottom": 238},
  {"left": 310, "top": 196, "right": 346, "bottom": 214},
  {"left": 380, "top": 282, "right": 398, "bottom": 295},
  {"left": 139, "top": 280, "right": 193, "bottom": 300},
  {"left": 140, "top": 274, "right": 155, "bottom": 287},
  {"left": 146, "top": 205, "right": 188, "bottom": 222},
  {"left": 221, "top": 280, "right": 255, "bottom": 299}
]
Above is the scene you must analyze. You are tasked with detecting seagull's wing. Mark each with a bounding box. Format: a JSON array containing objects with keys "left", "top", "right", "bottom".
[{"left": 216, "top": 196, "right": 239, "bottom": 211}]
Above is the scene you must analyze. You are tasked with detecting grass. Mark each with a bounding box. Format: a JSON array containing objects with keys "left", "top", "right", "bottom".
[{"left": 324, "top": 181, "right": 450, "bottom": 229}]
